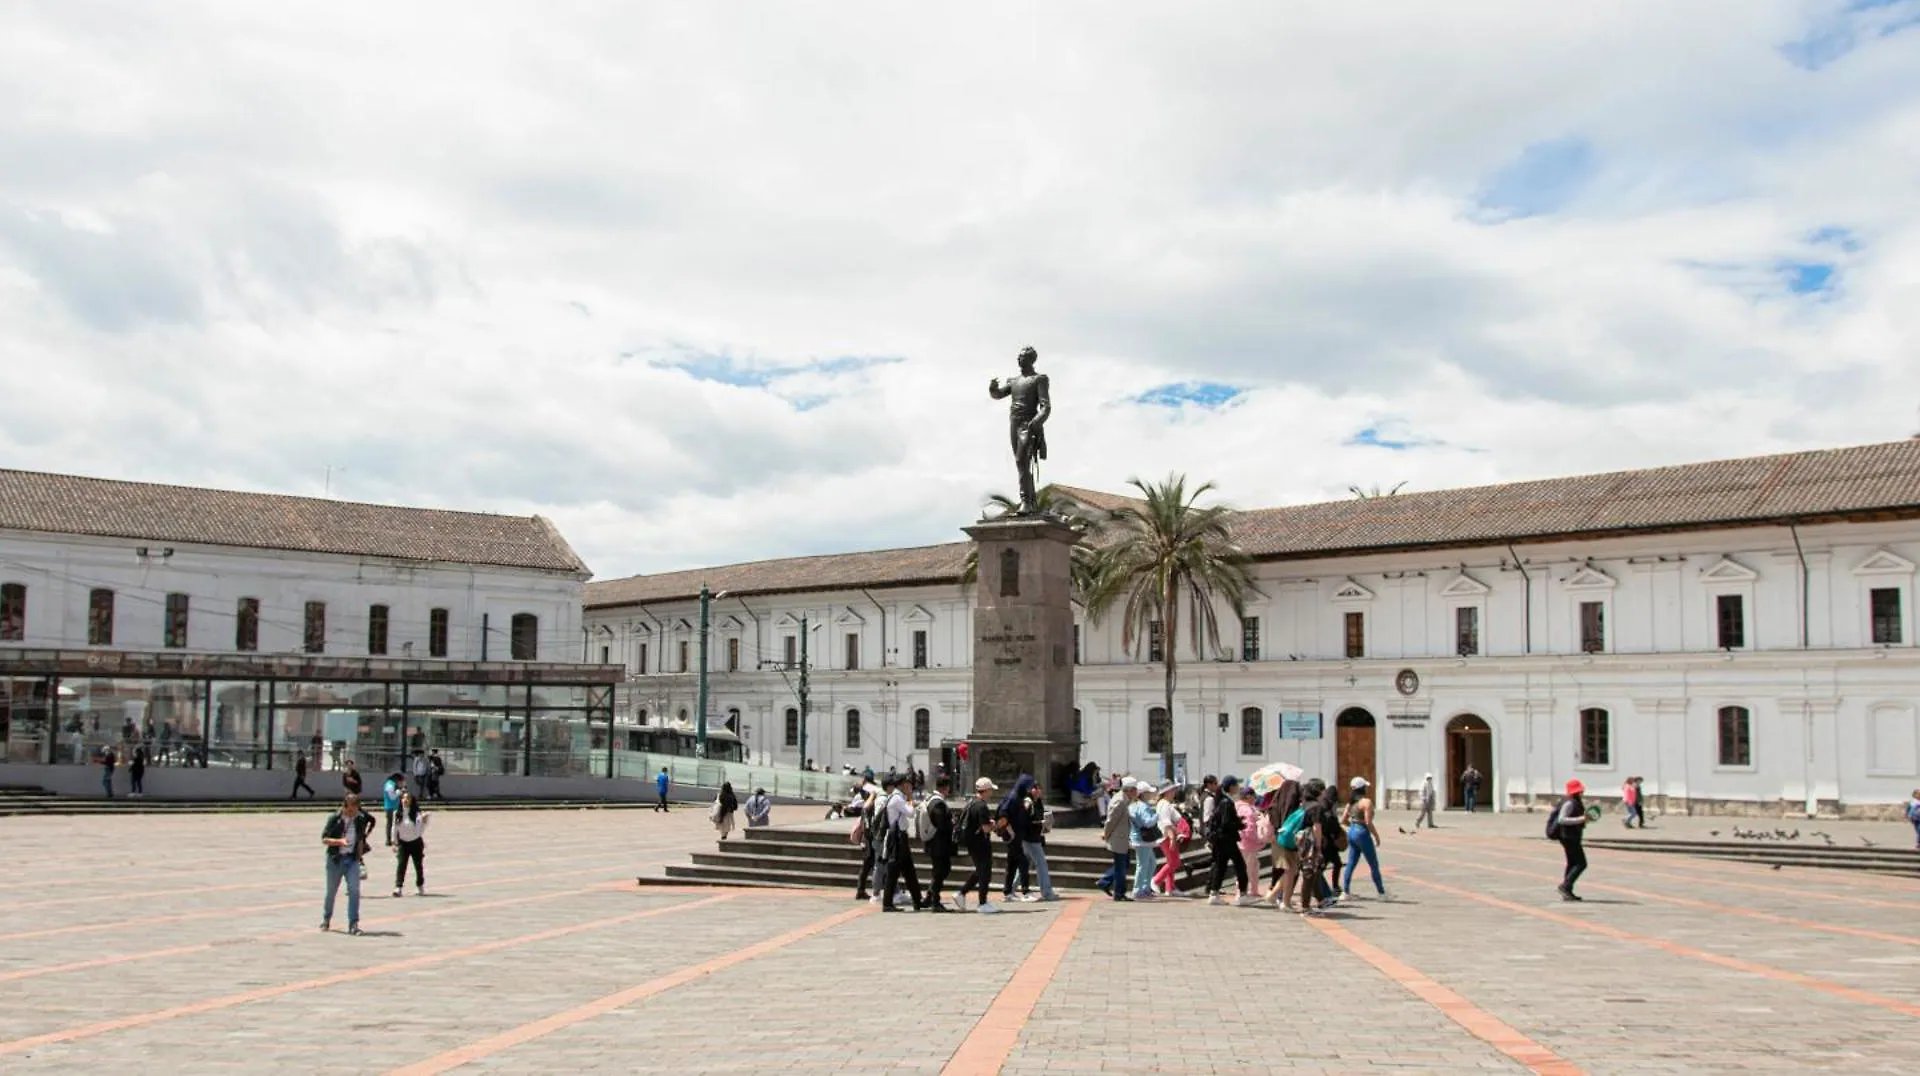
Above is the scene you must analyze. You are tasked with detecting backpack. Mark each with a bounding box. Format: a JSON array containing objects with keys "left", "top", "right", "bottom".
[
  {"left": 1277, "top": 807, "right": 1307, "bottom": 850},
  {"left": 1544, "top": 798, "right": 1567, "bottom": 840},
  {"left": 1173, "top": 813, "right": 1194, "bottom": 851}
]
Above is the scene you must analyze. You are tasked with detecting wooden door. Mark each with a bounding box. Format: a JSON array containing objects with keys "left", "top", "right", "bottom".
[{"left": 1336, "top": 723, "right": 1375, "bottom": 802}]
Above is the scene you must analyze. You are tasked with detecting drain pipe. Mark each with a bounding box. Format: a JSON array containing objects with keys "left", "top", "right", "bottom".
[
  {"left": 1787, "top": 521, "right": 1810, "bottom": 649},
  {"left": 860, "top": 589, "right": 888, "bottom": 668},
  {"left": 1507, "top": 544, "right": 1532, "bottom": 654}
]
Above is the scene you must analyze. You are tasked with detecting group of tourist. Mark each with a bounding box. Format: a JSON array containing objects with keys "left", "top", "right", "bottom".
[{"left": 316, "top": 774, "right": 437, "bottom": 934}]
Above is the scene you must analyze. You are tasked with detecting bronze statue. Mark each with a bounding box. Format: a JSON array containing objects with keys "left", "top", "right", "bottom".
[{"left": 988, "top": 346, "right": 1052, "bottom": 515}]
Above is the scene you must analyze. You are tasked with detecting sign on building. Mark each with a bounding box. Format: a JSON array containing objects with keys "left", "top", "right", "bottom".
[{"left": 1279, "top": 711, "right": 1323, "bottom": 740}]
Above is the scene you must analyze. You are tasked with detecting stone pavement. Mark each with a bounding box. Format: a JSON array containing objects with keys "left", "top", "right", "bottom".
[{"left": 1, "top": 806, "right": 1916, "bottom": 1074}]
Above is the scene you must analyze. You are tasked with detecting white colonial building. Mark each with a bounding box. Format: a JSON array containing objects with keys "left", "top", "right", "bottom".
[{"left": 586, "top": 439, "right": 1920, "bottom": 819}]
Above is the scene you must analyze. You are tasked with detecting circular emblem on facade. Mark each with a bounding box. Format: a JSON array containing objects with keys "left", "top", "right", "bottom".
[{"left": 1394, "top": 668, "right": 1420, "bottom": 696}]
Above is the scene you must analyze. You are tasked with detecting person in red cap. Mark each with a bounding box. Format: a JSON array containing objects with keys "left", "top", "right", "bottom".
[{"left": 1552, "top": 779, "right": 1589, "bottom": 901}]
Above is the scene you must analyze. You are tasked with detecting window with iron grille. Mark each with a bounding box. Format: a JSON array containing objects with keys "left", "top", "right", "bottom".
[
  {"left": 0, "top": 583, "right": 24, "bottom": 642},
  {"left": 1240, "top": 706, "right": 1264, "bottom": 756},
  {"left": 429, "top": 608, "right": 449, "bottom": 657},
  {"left": 235, "top": 597, "right": 259, "bottom": 652},
  {"left": 303, "top": 601, "right": 325, "bottom": 654},
  {"left": 1344, "top": 612, "right": 1365, "bottom": 659},
  {"left": 1871, "top": 587, "right": 1902, "bottom": 645},
  {"left": 727, "top": 637, "right": 740, "bottom": 672},
  {"left": 1240, "top": 617, "right": 1260, "bottom": 662},
  {"left": 367, "top": 604, "right": 389, "bottom": 656},
  {"left": 1147, "top": 706, "right": 1170, "bottom": 754},
  {"left": 1717, "top": 706, "right": 1752, "bottom": 767},
  {"left": 845, "top": 708, "right": 861, "bottom": 750},
  {"left": 510, "top": 613, "right": 538, "bottom": 660},
  {"left": 89, "top": 589, "right": 115, "bottom": 646},
  {"left": 1147, "top": 620, "right": 1164, "bottom": 663},
  {"left": 914, "top": 707, "right": 931, "bottom": 750},
  {"left": 164, "top": 593, "right": 189, "bottom": 649},
  {"left": 1715, "top": 594, "right": 1745, "bottom": 649},
  {"left": 1578, "top": 707, "right": 1610, "bottom": 766},
  {"left": 913, "top": 630, "right": 928, "bottom": 669},
  {"left": 1455, "top": 606, "right": 1479, "bottom": 656},
  {"left": 784, "top": 707, "right": 799, "bottom": 746},
  {"left": 1579, "top": 601, "right": 1605, "bottom": 653}
]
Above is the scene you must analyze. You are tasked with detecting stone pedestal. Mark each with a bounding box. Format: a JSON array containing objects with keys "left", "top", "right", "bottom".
[{"left": 962, "top": 516, "right": 1079, "bottom": 797}]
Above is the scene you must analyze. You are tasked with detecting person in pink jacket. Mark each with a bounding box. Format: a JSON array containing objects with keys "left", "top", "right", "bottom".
[{"left": 1235, "top": 786, "right": 1269, "bottom": 900}]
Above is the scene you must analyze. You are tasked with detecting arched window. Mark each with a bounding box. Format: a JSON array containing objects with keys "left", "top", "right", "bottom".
[
  {"left": 0, "top": 582, "right": 24, "bottom": 642},
  {"left": 1240, "top": 706, "right": 1264, "bottom": 756},
  {"left": 913, "top": 707, "right": 931, "bottom": 750},
  {"left": 1578, "top": 708, "right": 1610, "bottom": 767},
  {"left": 784, "top": 707, "right": 800, "bottom": 747},
  {"left": 510, "top": 613, "right": 539, "bottom": 660},
  {"left": 1717, "top": 706, "right": 1752, "bottom": 767},
  {"left": 845, "top": 708, "right": 862, "bottom": 750},
  {"left": 1147, "top": 706, "right": 1170, "bottom": 755}
]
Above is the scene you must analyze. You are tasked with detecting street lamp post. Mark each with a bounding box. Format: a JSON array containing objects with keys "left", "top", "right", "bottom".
[
  {"left": 696, "top": 585, "right": 711, "bottom": 758},
  {"left": 798, "top": 614, "right": 810, "bottom": 769}
]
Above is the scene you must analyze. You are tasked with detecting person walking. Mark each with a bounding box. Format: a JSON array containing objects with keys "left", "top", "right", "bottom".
[
  {"left": 1317, "top": 780, "right": 1345, "bottom": 903},
  {"left": 1021, "top": 780, "right": 1058, "bottom": 901},
  {"left": 999, "top": 777, "right": 1033, "bottom": 902},
  {"left": 1552, "top": 779, "right": 1590, "bottom": 901},
  {"left": 1152, "top": 784, "right": 1189, "bottom": 896},
  {"left": 292, "top": 752, "right": 317, "bottom": 799},
  {"left": 852, "top": 781, "right": 881, "bottom": 902},
  {"left": 881, "top": 774, "right": 924, "bottom": 912},
  {"left": 1340, "top": 777, "right": 1386, "bottom": 900},
  {"left": 1272, "top": 785, "right": 1309, "bottom": 911},
  {"left": 1622, "top": 776, "right": 1645, "bottom": 829},
  {"left": 128, "top": 744, "right": 147, "bottom": 798},
  {"left": 1907, "top": 787, "right": 1920, "bottom": 850},
  {"left": 391, "top": 788, "right": 429, "bottom": 897},
  {"left": 1260, "top": 777, "right": 1304, "bottom": 897},
  {"left": 1101, "top": 780, "right": 1136, "bottom": 902},
  {"left": 1294, "top": 780, "right": 1342, "bottom": 916},
  {"left": 99, "top": 744, "right": 116, "bottom": 799},
  {"left": 427, "top": 750, "right": 446, "bottom": 801},
  {"left": 1205, "top": 776, "right": 1253, "bottom": 906},
  {"left": 1129, "top": 781, "right": 1162, "bottom": 900},
  {"left": 713, "top": 781, "right": 739, "bottom": 841},
  {"left": 744, "top": 787, "right": 773, "bottom": 828},
  {"left": 1235, "top": 786, "right": 1269, "bottom": 901},
  {"left": 1416, "top": 773, "right": 1437, "bottom": 829},
  {"left": 411, "top": 751, "right": 431, "bottom": 801},
  {"left": 956, "top": 777, "right": 1000, "bottom": 914},
  {"left": 320, "top": 793, "right": 369, "bottom": 934},
  {"left": 381, "top": 772, "right": 404, "bottom": 848},
  {"left": 1461, "top": 765, "right": 1482, "bottom": 813},
  {"left": 342, "top": 760, "right": 363, "bottom": 798},
  {"left": 654, "top": 767, "right": 671, "bottom": 812},
  {"left": 921, "top": 776, "right": 956, "bottom": 911}
]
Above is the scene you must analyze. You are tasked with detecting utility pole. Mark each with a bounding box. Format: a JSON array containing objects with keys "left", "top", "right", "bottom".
[
  {"left": 696, "top": 584, "right": 711, "bottom": 758},
  {"left": 798, "top": 614, "right": 810, "bottom": 769}
]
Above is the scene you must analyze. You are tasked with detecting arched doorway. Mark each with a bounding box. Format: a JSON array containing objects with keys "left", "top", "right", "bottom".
[
  {"left": 1445, "top": 714, "right": 1494, "bottom": 809},
  {"left": 1335, "top": 708, "right": 1376, "bottom": 800}
]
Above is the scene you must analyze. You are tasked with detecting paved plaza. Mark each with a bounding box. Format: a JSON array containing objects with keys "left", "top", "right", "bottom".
[{"left": 0, "top": 806, "right": 1915, "bottom": 1074}]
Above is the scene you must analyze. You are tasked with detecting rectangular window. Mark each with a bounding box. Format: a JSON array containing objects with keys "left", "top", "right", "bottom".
[
  {"left": 636, "top": 641, "right": 649, "bottom": 674},
  {"left": 782, "top": 635, "right": 796, "bottom": 667},
  {"left": 1717, "top": 706, "right": 1752, "bottom": 767},
  {"left": 844, "top": 709, "right": 861, "bottom": 750},
  {"left": 429, "top": 607, "right": 449, "bottom": 657},
  {"left": 1871, "top": 587, "right": 1902, "bottom": 645},
  {"left": 367, "top": 604, "right": 390, "bottom": 656},
  {"left": 784, "top": 708, "right": 800, "bottom": 747},
  {"left": 1148, "top": 620, "right": 1164, "bottom": 663},
  {"left": 1344, "top": 611, "right": 1365, "bottom": 659},
  {"left": 1240, "top": 706, "right": 1264, "bottom": 756},
  {"left": 1147, "top": 706, "right": 1170, "bottom": 755},
  {"left": 845, "top": 632, "right": 859, "bottom": 670},
  {"left": 235, "top": 597, "right": 260, "bottom": 652},
  {"left": 677, "top": 640, "right": 689, "bottom": 673},
  {"left": 88, "top": 588, "right": 115, "bottom": 646},
  {"left": 510, "top": 613, "right": 538, "bottom": 660},
  {"left": 0, "top": 582, "right": 24, "bottom": 641},
  {"left": 727, "top": 636, "right": 740, "bottom": 673},
  {"left": 912, "top": 629, "right": 928, "bottom": 670},
  {"left": 1240, "top": 617, "right": 1260, "bottom": 662},
  {"left": 1715, "top": 594, "right": 1745, "bottom": 649},
  {"left": 600, "top": 645, "right": 610, "bottom": 664},
  {"left": 164, "top": 592, "right": 189, "bottom": 649},
  {"left": 1578, "top": 708, "right": 1610, "bottom": 766},
  {"left": 913, "top": 707, "right": 931, "bottom": 750},
  {"left": 304, "top": 601, "right": 326, "bottom": 653},
  {"left": 1579, "top": 601, "right": 1605, "bottom": 654},
  {"left": 1455, "top": 606, "right": 1479, "bottom": 657}
]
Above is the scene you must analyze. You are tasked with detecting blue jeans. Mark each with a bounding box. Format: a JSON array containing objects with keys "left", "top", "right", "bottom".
[
  {"left": 1131, "top": 844, "right": 1158, "bottom": 896},
  {"left": 1104, "top": 852, "right": 1131, "bottom": 898},
  {"left": 324, "top": 855, "right": 361, "bottom": 927},
  {"left": 1021, "top": 841, "right": 1056, "bottom": 899},
  {"left": 101, "top": 769, "right": 114, "bottom": 797},
  {"left": 1342, "top": 826, "right": 1384, "bottom": 895}
]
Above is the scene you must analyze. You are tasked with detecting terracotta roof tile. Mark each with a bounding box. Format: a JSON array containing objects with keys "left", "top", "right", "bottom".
[
  {"left": 0, "top": 469, "right": 588, "bottom": 575},
  {"left": 586, "top": 439, "right": 1920, "bottom": 606}
]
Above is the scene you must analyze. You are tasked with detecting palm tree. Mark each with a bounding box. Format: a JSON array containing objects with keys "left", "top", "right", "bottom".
[
  {"left": 1348, "top": 481, "right": 1408, "bottom": 499},
  {"left": 961, "top": 486, "right": 1103, "bottom": 602},
  {"left": 1082, "top": 475, "right": 1258, "bottom": 781}
]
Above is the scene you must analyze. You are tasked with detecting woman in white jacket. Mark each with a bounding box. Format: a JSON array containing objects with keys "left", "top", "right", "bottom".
[{"left": 392, "top": 789, "right": 429, "bottom": 897}]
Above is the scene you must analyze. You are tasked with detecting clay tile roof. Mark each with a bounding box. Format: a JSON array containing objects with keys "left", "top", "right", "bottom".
[
  {"left": 0, "top": 469, "right": 589, "bottom": 575},
  {"left": 585, "top": 439, "right": 1920, "bottom": 606}
]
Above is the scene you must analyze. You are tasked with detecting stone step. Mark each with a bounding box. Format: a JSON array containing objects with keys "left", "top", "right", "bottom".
[{"left": 1588, "top": 838, "right": 1920, "bottom": 877}]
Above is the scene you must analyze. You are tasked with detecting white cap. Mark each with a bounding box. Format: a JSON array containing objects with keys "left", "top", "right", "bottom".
[
  {"left": 1350, "top": 776, "right": 1369, "bottom": 789},
  {"left": 975, "top": 777, "right": 998, "bottom": 792},
  {"left": 1121, "top": 778, "right": 1139, "bottom": 791}
]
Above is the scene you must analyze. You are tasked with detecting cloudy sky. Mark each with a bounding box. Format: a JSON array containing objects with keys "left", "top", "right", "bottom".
[{"left": 3, "top": 2, "right": 1919, "bottom": 580}]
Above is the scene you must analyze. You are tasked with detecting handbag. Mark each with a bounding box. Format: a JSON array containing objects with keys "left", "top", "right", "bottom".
[{"left": 707, "top": 797, "right": 723, "bottom": 823}]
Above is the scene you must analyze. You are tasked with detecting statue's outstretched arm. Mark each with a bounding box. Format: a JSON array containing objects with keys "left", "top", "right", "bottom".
[{"left": 988, "top": 378, "right": 1011, "bottom": 400}]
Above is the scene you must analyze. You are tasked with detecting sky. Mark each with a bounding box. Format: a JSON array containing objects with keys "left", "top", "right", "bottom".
[{"left": 3, "top": 2, "right": 1919, "bottom": 581}]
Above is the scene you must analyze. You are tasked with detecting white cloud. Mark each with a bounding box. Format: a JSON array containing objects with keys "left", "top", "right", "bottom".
[{"left": 2, "top": 1, "right": 1918, "bottom": 578}]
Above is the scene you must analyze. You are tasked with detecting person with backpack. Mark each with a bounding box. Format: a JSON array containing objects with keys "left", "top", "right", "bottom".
[
  {"left": 1235, "top": 785, "right": 1270, "bottom": 902},
  {"left": 1100, "top": 779, "right": 1138, "bottom": 902},
  {"left": 1205, "top": 776, "right": 1253, "bottom": 905},
  {"left": 998, "top": 776, "right": 1034, "bottom": 901},
  {"left": 381, "top": 772, "right": 405, "bottom": 847},
  {"left": 1262, "top": 777, "right": 1305, "bottom": 896},
  {"left": 880, "top": 774, "right": 924, "bottom": 912},
  {"left": 1907, "top": 787, "right": 1920, "bottom": 849},
  {"left": 320, "top": 793, "right": 370, "bottom": 934},
  {"left": 1129, "top": 780, "right": 1164, "bottom": 900},
  {"left": 955, "top": 777, "right": 1000, "bottom": 914},
  {"left": 1295, "top": 779, "right": 1343, "bottom": 916},
  {"left": 1151, "top": 784, "right": 1190, "bottom": 896},
  {"left": 919, "top": 775, "right": 956, "bottom": 911},
  {"left": 1271, "top": 783, "right": 1311, "bottom": 910},
  {"left": 1340, "top": 776, "right": 1386, "bottom": 900},
  {"left": 1550, "top": 779, "right": 1590, "bottom": 901}
]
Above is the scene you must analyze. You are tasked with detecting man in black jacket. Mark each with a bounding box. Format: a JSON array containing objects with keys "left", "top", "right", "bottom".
[
  {"left": 922, "top": 776, "right": 957, "bottom": 911},
  {"left": 1205, "top": 776, "right": 1251, "bottom": 905}
]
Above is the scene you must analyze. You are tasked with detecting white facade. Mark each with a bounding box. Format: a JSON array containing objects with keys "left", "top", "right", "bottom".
[
  {"left": 0, "top": 530, "right": 584, "bottom": 663},
  {"left": 588, "top": 517, "right": 1920, "bottom": 818}
]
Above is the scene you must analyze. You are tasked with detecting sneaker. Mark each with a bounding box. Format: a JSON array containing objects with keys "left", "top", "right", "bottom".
[
  {"left": 1132, "top": 890, "right": 1158, "bottom": 901},
  {"left": 319, "top": 921, "right": 330, "bottom": 932},
  {"left": 1039, "top": 893, "right": 1060, "bottom": 902},
  {"left": 1095, "top": 880, "right": 1112, "bottom": 895},
  {"left": 417, "top": 886, "right": 425, "bottom": 896},
  {"left": 347, "top": 925, "right": 363, "bottom": 936},
  {"left": 928, "top": 902, "right": 950, "bottom": 913},
  {"left": 953, "top": 894, "right": 969, "bottom": 913},
  {"left": 978, "top": 902, "right": 1000, "bottom": 915},
  {"left": 1208, "top": 894, "right": 1227, "bottom": 906},
  {"left": 1234, "top": 894, "right": 1260, "bottom": 907}
]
